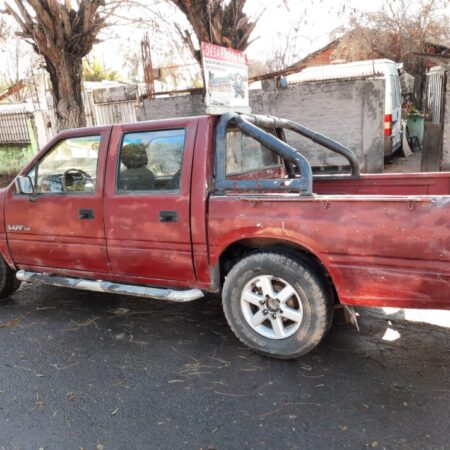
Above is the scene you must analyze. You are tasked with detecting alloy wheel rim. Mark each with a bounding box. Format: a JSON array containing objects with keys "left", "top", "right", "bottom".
[{"left": 240, "top": 275, "right": 303, "bottom": 340}]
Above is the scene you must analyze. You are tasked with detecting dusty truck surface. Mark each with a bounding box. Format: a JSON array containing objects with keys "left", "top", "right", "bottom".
[{"left": 1, "top": 113, "right": 449, "bottom": 359}]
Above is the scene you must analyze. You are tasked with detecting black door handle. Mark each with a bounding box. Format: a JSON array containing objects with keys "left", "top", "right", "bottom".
[
  {"left": 159, "top": 210, "right": 177, "bottom": 222},
  {"left": 79, "top": 209, "right": 95, "bottom": 220}
]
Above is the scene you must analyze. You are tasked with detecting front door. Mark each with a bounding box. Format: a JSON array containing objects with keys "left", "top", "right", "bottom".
[
  {"left": 103, "top": 119, "right": 198, "bottom": 286},
  {"left": 5, "top": 128, "right": 111, "bottom": 277}
]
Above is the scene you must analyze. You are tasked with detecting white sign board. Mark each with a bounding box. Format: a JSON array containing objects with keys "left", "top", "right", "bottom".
[{"left": 201, "top": 42, "right": 250, "bottom": 114}]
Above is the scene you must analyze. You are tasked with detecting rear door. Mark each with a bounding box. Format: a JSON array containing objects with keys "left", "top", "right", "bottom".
[
  {"left": 390, "top": 72, "right": 402, "bottom": 151},
  {"left": 5, "top": 128, "right": 111, "bottom": 276},
  {"left": 103, "top": 119, "right": 198, "bottom": 286}
]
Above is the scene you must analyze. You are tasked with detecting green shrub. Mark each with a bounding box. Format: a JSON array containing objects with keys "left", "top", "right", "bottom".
[{"left": 0, "top": 145, "right": 34, "bottom": 176}]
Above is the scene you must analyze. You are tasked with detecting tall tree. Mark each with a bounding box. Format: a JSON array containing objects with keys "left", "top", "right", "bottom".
[
  {"left": 332, "top": 0, "right": 450, "bottom": 108},
  {"left": 334, "top": 0, "right": 450, "bottom": 73},
  {"left": 171, "top": 0, "right": 259, "bottom": 65},
  {"left": 3, "top": 1, "right": 119, "bottom": 130}
]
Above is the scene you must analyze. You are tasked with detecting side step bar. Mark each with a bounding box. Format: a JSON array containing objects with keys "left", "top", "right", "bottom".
[{"left": 16, "top": 270, "right": 204, "bottom": 303}]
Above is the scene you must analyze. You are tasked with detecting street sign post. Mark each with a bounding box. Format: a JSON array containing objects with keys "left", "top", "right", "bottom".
[{"left": 201, "top": 42, "right": 251, "bottom": 114}]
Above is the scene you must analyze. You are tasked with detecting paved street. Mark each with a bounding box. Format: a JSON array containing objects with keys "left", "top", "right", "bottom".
[{"left": 0, "top": 284, "right": 449, "bottom": 450}]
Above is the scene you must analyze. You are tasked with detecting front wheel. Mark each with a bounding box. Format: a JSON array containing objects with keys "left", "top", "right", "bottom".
[
  {"left": 222, "top": 250, "right": 333, "bottom": 359},
  {"left": 0, "top": 257, "right": 21, "bottom": 300}
]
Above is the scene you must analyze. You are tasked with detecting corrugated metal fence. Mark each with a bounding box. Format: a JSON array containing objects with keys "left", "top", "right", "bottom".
[{"left": 0, "top": 103, "right": 32, "bottom": 144}]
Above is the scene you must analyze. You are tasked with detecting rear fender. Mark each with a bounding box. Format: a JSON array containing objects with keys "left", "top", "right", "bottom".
[{"left": 214, "top": 234, "right": 339, "bottom": 300}]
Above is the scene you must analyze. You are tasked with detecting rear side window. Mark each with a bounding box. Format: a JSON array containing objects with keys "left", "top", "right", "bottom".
[
  {"left": 117, "top": 129, "right": 185, "bottom": 193},
  {"left": 226, "top": 129, "right": 280, "bottom": 176}
]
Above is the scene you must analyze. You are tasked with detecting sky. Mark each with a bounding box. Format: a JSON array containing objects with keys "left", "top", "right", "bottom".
[
  {"left": 244, "top": 0, "right": 384, "bottom": 60},
  {"left": 89, "top": 0, "right": 386, "bottom": 80}
]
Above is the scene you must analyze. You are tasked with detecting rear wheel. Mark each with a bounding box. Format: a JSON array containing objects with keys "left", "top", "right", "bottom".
[
  {"left": 222, "top": 250, "right": 333, "bottom": 359},
  {"left": 0, "top": 257, "right": 21, "bottom": 300}
]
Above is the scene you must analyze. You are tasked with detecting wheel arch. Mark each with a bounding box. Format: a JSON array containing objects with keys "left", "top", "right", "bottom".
[
  {"left": 0, "top": 242, "right": 15, "bottom": 270},
  {"left": 217, "top": 237, "right": 340, "bottom": 304}
]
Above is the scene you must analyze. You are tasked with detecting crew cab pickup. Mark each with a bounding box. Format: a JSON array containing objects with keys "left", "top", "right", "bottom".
[{"left": 1, "top": 113, "right": 449, "bottom": 359}]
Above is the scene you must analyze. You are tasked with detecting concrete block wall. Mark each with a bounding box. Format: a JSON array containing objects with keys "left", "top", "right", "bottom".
[
  {"left": 249, "top": 79, "right": 385, "bottom": 172},
  {"left": 139, "top": 94, "right": 205, "bottom": 120},
  {"left": 138, "top": 78, "right": 386, "bottom": 173},
  {"left": 442, "top": 74, "right": 450, "bottom": 171}
]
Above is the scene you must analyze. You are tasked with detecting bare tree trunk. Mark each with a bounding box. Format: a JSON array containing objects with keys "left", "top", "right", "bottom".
[
  {"left": 4, "top": 0, "right": 117, "bottom": 132},
  {"left": 46, "top": 56, "right": 86, "bottom": 131}
]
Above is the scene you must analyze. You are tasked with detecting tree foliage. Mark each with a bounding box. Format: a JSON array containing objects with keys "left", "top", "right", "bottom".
[
  {"left": 170, "top": 0, "right": 258, "bottom": 64},
  {"left": 83, "top": 58, "right": 120, "bottom": 82}
]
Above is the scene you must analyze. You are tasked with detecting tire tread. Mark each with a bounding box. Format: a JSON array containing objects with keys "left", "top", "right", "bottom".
[
  {"left": 222, "top": 249, "right": 333, "bottom": 359},
  {"left": 0, "top": 257, "right": 21, "bottom": 299}
]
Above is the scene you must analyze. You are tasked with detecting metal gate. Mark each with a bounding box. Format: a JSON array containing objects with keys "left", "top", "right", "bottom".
[
  {"left": 422, "top": 67, "right": 447, "bottom": 171},
  {"left": 93, "top": 100, "right": 138, "bottom": 125},
  {"left": 425, "top": 67, "right": 446, "bottom": 124}
]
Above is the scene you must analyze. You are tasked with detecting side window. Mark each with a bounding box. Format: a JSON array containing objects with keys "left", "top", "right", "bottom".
[
  {"left": 390, "top": 74, "right": 399, "bottom": 106},
  {"left": 226, "top": 129, "right": 280, "bottom": 177},
  {"left": 117, "top": 129, "right": 185, "bottom": 192},
  {"left": 29, "top": 135, "right": 101, "bottom": 194}
]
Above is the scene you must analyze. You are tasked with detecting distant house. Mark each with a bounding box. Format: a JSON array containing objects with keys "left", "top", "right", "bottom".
[
  {"left": 294, "top": 38, "right": 344, "bottom": 67},
  {"left": 289, "top": 32, "right": 450, "bottom": 70}
]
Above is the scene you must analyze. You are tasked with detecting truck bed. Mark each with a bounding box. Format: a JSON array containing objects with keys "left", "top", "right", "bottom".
[
  {"left": 208, "top": 172, "right": 450, "bottom": 310},
  {"left": 313, "top": 172, "right": 450, "bottom": 196}
]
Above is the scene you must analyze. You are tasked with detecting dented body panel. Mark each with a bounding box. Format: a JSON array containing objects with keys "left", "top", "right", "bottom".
[
  {"left": 208, "top": 192, "right": 450, "bottom": 309},
  {"left": 0, "top": 115, "right": 448, "bottom": 310}
]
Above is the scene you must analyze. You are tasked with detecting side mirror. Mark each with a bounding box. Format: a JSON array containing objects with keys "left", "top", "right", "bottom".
[{"left": 15, "top": 175, "right": 36, "bottom": 196}]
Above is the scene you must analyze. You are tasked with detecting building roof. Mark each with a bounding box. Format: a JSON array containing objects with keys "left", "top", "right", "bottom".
[{"left": 288, "top": 33, "right": 450, "bottom": 70}]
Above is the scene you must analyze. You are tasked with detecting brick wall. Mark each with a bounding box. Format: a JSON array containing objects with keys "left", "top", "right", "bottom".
[{"left": 138, "top": 78, "right": 385, "bottom": 173}]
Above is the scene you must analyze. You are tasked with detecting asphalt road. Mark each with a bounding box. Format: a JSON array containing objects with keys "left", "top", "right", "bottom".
[{"left": 0, "top": 284, "right": 449, "bottom": 450}]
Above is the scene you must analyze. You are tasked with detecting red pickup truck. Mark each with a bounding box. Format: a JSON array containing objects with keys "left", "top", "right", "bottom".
[{"left": 1, "top": 113, "right": 449, "bottom": 359}]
